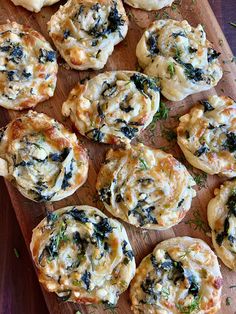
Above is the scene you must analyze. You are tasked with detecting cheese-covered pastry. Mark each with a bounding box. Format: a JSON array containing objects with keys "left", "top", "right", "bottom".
[
  {"left": 177, "top": 95, "right": 236, "bottom": 177},
  {"left": 96, "top": 144, "right": 196, "bottom": 229},
  {"left": 0, "top": 22, "right": 58, "bottom": 110},
  {"left": 62, "top": 71, "right": 160, "bottom": 145},
  {"left": 136, "top": 20, "right": 222, "bottom": 101},
  {"left": 30, "top": 205, "right": 136, "bottom": 304},
  {"left": 48, "top": 0, "right": 128, "bottom": 70},
  {"left": 208, "top": 180, "right": 236, "bottom": 271},
  {"left": 0, "top": 111, "right": 88, "bottom": 202},
  {"left": 130, "top": 237, "right": 222, "bottom": 314},
  {"left": 11, "top": 0, "right": 60, "bottom": 12},
  {"left": 124, "top": 0, "right": 174, "bottom": 11}
]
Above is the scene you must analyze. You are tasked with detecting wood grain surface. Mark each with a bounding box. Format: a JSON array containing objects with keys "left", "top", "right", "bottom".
[{"left": 0, "top": 0, "right": 236, "bottom": 314}]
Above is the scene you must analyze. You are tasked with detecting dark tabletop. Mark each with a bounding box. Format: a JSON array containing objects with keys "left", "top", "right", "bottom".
[{"left": 0, "top": 1, "right": 235, "bottom": 314}]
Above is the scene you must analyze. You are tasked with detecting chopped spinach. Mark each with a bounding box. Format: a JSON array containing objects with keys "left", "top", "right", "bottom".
[
  {"left": 93, "top": 217, "right": 113, "bottom": 242},
  {"left": 147, "top": 34, "right": 159, "bottom": 55},
  {"left": 47, "top": 212, "right": 58, "bottom": 225},
  {"left": 141, "top": 277, "right": 157, "bottom": 296},
  {"left": 7, "top": 70, "right": 18, "bottom": 81},
  {"left": 85, "top": 128, "right": 104, "bottom": 142},
  {"left": 120, "top": 126, "right": 138, "bottom": 139},
  {"left": 69, "top": 207, "right": 89, "bottom": 223},
  {"left": 81, "top": 270, "right": 91, "bottom": 290},
  {"left": 49, "top": 147, "right": 71, "bottom": 162},
  {"left": 189, "top": 47, "right": 198, "bottom": 53},
  {"left": 8, "top": 44, "right": 23, "bottom": 64},
  {"left": 122, "top": 240, "right": 134, "bottom": 263},
  {"left": 174, "top": 57, "right": 204, "bottom": 82},
  {"left": 130, "top": 73, "right": 159, "bottom": 98},
  {"left": 207, "top": 48, "right": 221, "bottom": 63},
  {"left": 22, "top": 69, "right": 31, "bottom": 79},
  {"left": 224, "top": 132, "right": 236, "bottom": 152},
  {"left": 58, "top": 290, "right": 72, "bottom": 302},
  {"left": 63, "top": 29, "right": 70, "bottom": 39},
  {"left": 73, "top": 231, "right": 88, "bottom": 255},
  {"left": 201, "top": 100, "right": 214, "bottom": 112},
  {"left": 226, "top": 192, "right": 236, "bottom": 216},
  {"left": 129, "top": 201, "right": 157, "bottom": 226},
  {"left": 44, "top": 223, "right": 67, "bottom": 260},
  {"left": 61, "top": 160, "right": 73, "bottom": 190},
  {"left": 38, "top": 48, "right": 56, "bottom": 63},
  {"left": 194, "top": 144, "right": 209, "bottom": 157},
  {"left": 172, "top": 31, "right": 186, "bottom": 38},
  {"left": 99, "top": 187, "right": 111, "bottom": 205}
]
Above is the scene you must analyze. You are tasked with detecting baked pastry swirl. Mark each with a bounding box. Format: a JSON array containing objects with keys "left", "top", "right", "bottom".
[
  {"left": 48, "top": 0, "right": 128, "bottom": 70},
  {"left": 130, "top": 237, "right": 222, "bottom": 314},
  {"left": 124, "top": 0, "right": 174, "bottom": 11},
  {"left": 177, "top": 95, "right": 236, "bottom": 177},
  {"left": 0, "top": 111, "right": 88, "bottom": 202},
  {"left": 62, "top": 71, "right": 160, "bottom": 145},
  {"left": 208, "top": 179, "right": 236, "bottom": 271},
  {"left": 10, "top": 0, "right": 60, "bottom": 12},
  {"left": 136, "top": 19, "right": 222, "bottom": 101},
  {"left": 96, "top": 144, "right": 196, "bottom": 229},
  {"left": 0, "top": 22, "right": 58, "bottom": 110},
  {"left": 30, "top": 205, "right": 136, "bottom": 304}
]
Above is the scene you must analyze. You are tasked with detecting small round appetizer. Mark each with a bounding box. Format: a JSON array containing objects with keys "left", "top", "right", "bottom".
[
  {"left": 208, "top": 180, "right": 236, "bottom": 271},
  {"left": 10, "top": 0, "right": 60, "bottom": 12},
  {"left": 48, "top": 0, "right": 128, "bottom": 70},
  {"left": 62, "top": 71, "right": 160, "bottom": 145},
  {"left": 136, "top": 19, "right": 222, "bottom": 101},
  {"left": 0, "top": 111, "right": 88, "bottom": 202},
  {"left": 130, "top": 237, "right": 222, "bottom": 314},
  {"left": 0, "top": 22, "right": 58, "bottom": 110},
  {"left": 96, "top": 144, "right": 196, "bottom": 229},
  {"left": 177, "top": 95, "right": 236, "bottom": 177},
  {"left": 124, "top": 0, "right": 174, "bottom": 11},
  {"left": 30, "top": 205, "right": 136, "bottom": 305}
]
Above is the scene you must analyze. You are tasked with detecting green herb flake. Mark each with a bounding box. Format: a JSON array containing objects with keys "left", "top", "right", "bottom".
[
  {"left": 193, "top": 172, "right": 207, "bottom": 188},
  {"left": 185, "top": 209, "right": 209, "bottom": 233},
  {"left": 149, "top": 102, "right": 170, "bottom": 131},
  {"left": 139, "top": 158, "right": 149, "bottom": 170},
  {"left": 176, "top": 296, "right": 201, "bottom": 313},
  {"left": 226, "top": 297, "right": 232, "bottom": 306},
  {"left": 167, "top": 62, "right": 175, "bottom": 78},
  {"left": 14, "top": 248, "right": 20, "bottom": 259},
  {"left": 229, "top": 22, "right": 236, "bottom": 28}
]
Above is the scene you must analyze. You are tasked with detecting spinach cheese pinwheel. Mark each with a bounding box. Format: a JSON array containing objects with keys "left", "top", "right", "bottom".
[
  {"left": 48, "top": 0, "right": 128, "bottom": 70},
  {"left": 10, "top": 0, "right": 60, "bottom": 12},
  {"left": 177, "top": 95, "right": 236, "bottom": 177},
  {"left": 62, "top": 71, "right": 160, "bottom": 145},
  {"left": 30, "top": 205, "right": 136, "bottom": 305},
  {"left": 96, "top": 144, "right": 196, "bottom": 230},
  {"left": 136, "top": 19, "right": 222, "bottom": 101},
  {"left": 0, "top": 22, "right": 58, "bottom": 110},
  {"left": 130, "top": 237, "right": 222, "bottom": 314},
  {"left": 124, "top": 0, "right": 174, "bottom": 11},
  {"left": 0, "top": 111, "right": 88, "bottom": 202},
  {"left": 208, "top": 180, "right": 236, "bottom": 271}
]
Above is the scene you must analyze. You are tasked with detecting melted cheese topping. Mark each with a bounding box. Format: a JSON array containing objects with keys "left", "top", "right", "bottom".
[
  {"left": 96, "top": 144, "right": 196, "bottom": 229},
  {"left": 48, "top": 0, "right": 128, "bottom": 70},
  {"left": 208, "top": 180, "right": 236, "bottom": 270},
  {"left": 0, "top": 22, "right": 58, "bottom": 110},
  {"left": 136, "top": 20, "right": 222, "bottom": 101},
  {"left": 0, "top": 111, "right": 88, "bottom": 202},
  {"left": 130, "top": 237, "right": 222, "bottom": 314},
  {"left": 124, "top": 0, "right": 174, "bottom": 11},
  {"left": 30, "top": 205, "right": 136, "bottom": 305},
  {"left": 11, "top": 0, "right": 60, "bottom": 12},
  {"left": 62, "top": 71, "right": 160, "bottom": 145},
  {"left": 177, "top": 95, "right": 236, "bottom": 177}
]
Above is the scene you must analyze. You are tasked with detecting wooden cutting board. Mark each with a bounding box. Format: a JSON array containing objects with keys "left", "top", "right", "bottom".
[{"left": 0, "top": 0, "right": 236, "bottom": 313}]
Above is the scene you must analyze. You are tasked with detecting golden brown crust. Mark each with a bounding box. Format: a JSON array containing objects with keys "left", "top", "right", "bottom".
[
  {"left": 177, "top": 95, "right": 236, "bottom": 177},
  {"left": 48, "top": 0, "right": 128, "bottom": 70},
  {"left": 0, "top": 111, "right": 88, "bottom": 202},
  {"left": 30, "top": 205, "right": 136, "bottom": 305},
  {"left": 208, "top": 179, "right": 236, "bottom": 271},
  {"left": 130, "top": 237, "right": 222, "bottom": 314},
  {"left": 96, "top": 144, "right": 196, "bottom": 229},
  {"left": 62, "top": 71, "right": 160, "bottom": 145},
  {"left": 0, "top": 22, "right": 58, "bottom": 110}
]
